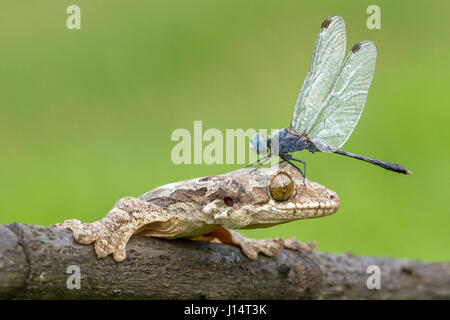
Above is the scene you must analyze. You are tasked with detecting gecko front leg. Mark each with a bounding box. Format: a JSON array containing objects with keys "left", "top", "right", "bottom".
[{"left": 53, "top": 197, "right": 167, "bottom": 262}]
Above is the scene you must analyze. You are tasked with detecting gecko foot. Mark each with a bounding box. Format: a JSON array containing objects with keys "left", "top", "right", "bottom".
[
  {"left": 52, "top": 207, "right": 135, "bottom": 262},
  {"left": 203, "top": 227, "right": 317, "bottom": 260},
  {"left": 233, "top": 235, "right": 316, "bottom": 259},
  {"left": 284, "top": 237, "right": 317, "bottom": 252}
]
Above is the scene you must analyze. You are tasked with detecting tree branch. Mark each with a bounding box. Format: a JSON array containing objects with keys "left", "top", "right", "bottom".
[{"left": 1, "top": 223, "right": 449, "bottom": 299}]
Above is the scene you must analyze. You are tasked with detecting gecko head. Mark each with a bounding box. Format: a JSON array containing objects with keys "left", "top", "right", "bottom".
[{"left": 203, "top": 165, "right": 340, "bottom": 229}]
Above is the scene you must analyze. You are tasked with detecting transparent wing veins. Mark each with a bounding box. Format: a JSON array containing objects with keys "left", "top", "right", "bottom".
[
  {"left": 308, "top": 41, "right": 377, "bottom": 151},
  {"left": 291, "top": 16, "right": 346, "bottom": 133}
]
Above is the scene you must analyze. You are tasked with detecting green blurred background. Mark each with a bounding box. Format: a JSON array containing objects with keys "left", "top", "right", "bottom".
[{"left": 1, "top": 1, "right": 449, "bottom": 262}]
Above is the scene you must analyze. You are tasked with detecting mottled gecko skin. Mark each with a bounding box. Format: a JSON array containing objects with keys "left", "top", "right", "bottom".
[{"left": 53, "top": 165, "right": 339, "bottom": 262}]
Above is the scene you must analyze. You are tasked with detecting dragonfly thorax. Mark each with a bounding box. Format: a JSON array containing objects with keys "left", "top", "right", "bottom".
[{"left": 270, "top": 128, "right": 310, "bottom": 156}]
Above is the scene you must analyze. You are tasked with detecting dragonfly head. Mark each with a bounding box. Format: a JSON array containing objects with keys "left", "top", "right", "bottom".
[{"left": 250, "top": 133, "right": 268, "bottom": 155}]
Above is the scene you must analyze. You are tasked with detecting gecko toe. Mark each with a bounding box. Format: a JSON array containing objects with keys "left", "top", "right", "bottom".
[
  {"left": 94, "top": 239, "right": 115, "bottom": 258},
  {"left": 303, "top": 240, "right": 317, "bottom": 252},
  {"left": 257, "top": 239, "right": 283, "bottom": 256},
  {"left": 259, "top": 246, "right": 277, "bottom": 256},
  {"left": 72, "top": 222, "right": 102, "bottom": 244},
  {"left": 52, "top": 219, "right": 82, "bottom": 229},
  {"left": 53, "top": 219, "right": 99, "bottom": 244},
  {"left": 284, "top": 238, "right": 317, "bottom": 252},
  {"left": 90, "top": 231, "right": 130, "bottom": 261},
  {"left": 113, "top": 243, "right": 128, "bottom": 262},
  {"left": 240, "top": 244, "right": 258, "bottom": 260}
]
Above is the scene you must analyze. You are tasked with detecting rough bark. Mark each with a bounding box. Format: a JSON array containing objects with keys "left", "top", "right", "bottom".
[{"left": 0, "top": 223, "right": 449, "bottom": 299}]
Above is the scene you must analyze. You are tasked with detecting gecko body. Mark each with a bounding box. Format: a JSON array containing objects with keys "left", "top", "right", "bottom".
[{"left": 54, "top": 165, "right": 339, "bottom": 261}]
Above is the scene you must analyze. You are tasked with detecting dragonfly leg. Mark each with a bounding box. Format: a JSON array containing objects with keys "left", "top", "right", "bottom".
[
  {"left": 248, "top": 150, "right": 272, "bottom": 170},
  {"left": 250, "top": 155, "right": 272, "bottom": 172},
  {"left": 246, "top": 157, "right": 265, "bottom": 168},
  {"left": 280, "top": 154, "right": 307, "bottom": 187},
  {"left": 281, "top": 158, "right": 304, "bottom": 177},
  {"left": 289, "top": 157, "right": 307, "bottom": 183}
]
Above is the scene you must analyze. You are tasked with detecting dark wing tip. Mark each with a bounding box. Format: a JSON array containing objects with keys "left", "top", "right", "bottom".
[
  {"left": 321, "top": 18, "right": 332, "bottom": 29},
  {"left": 351, "top": 42, "right": 363, "bottom": 53}
]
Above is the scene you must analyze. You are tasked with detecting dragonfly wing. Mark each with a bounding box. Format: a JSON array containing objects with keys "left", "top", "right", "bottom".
[
  {"left": 291, "top": 16, "right": 346, "bottom": 133},
  {"left": 308, "top": 41, "right": 377, "bottom": 152}
]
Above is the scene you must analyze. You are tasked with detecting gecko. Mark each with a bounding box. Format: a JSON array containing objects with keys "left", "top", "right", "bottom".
[{"left": 53, "top": 165, "right": 339, "bottom": 262}]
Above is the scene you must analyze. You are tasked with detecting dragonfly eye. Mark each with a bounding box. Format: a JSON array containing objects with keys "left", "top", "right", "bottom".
[
  {"left": 269, "top": 172, "right": 294, "bottom": 201},
  {"left": 250, "top": 133, "right": 267, "bottom": 155}
]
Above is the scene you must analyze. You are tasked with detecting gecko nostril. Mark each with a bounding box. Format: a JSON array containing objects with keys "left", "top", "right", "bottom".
[{"left": 224, "top": 197, "right": 235, "bottom": 207}]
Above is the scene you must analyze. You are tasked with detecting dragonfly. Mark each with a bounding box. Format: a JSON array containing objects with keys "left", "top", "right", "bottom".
[{"left": 249, "top": 15, "right": 411, "bottom": 178}]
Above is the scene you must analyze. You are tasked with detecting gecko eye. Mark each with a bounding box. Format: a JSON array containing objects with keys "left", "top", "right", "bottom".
[
  {"left": 269, "top": 172, "right": 294, "bottom": 201},
  {"left": 224, "top": 197, "right": 235, "bottom": 207}
]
